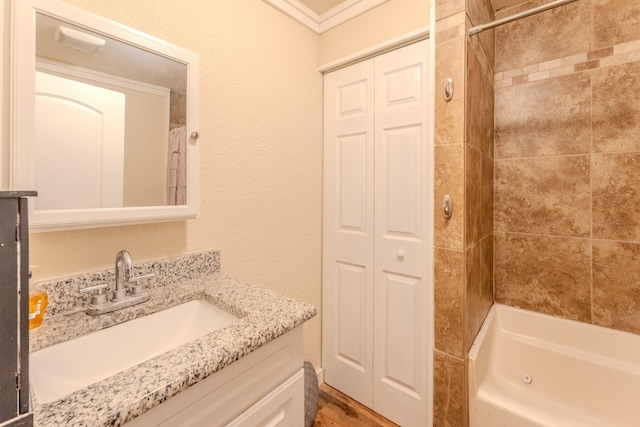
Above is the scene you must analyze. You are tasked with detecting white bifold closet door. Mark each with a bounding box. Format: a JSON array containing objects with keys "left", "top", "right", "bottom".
[{"left": 322, "top": 39, "right": 431, "bottom": 427}]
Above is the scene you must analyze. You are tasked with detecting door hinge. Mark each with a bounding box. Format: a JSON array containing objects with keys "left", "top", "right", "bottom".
[
  {"left": 15, "top": 212, "right": 21, "bottom": 243},
  {"left": 15, "top": 371, "right": 21, "bottom": 391}
]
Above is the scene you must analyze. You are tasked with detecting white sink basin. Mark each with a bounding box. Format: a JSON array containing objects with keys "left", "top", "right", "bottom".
[{"left": 30, "top": 299, "right": 238, "bottom": 404}]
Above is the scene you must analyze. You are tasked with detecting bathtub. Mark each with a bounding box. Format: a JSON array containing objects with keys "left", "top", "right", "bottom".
[{"left": 468, "top": 303, "right": 640, "bottom": 427}]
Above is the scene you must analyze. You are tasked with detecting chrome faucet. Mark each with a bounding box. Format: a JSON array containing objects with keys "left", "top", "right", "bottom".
[
  {"left": 113, "top": 250, "right": 134, "bottom": 302},
  {"left": 80, "top": 250, "right": 154, "bottom": 315}
]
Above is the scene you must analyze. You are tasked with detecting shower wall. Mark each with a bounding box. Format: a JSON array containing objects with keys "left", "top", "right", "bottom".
[
  {"left": 494, "top": 0, "right": 640, "bottom": 335},
  {"left": 433, "top": 0, "right": 495, "bottom": 425}
]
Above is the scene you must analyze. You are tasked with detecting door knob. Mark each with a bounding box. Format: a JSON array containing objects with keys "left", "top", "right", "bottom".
[{"left": 397, "top": 250, "right": 405, "bottom": 261}]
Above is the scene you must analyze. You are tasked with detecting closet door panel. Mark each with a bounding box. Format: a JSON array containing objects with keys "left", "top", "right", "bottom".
[
  {"left": 379, "top": 271, "right": 422, "bottom": 388},
  {"left": 378, "top": 125, "right": 424, "bottom": 243},
  {"left": 334, "top": 262, "right": 367, "bottom": 364},
  {"left": 322, "top": 59, "right": 375, "bottom": 407},
  {"left": 337, "top": 133, "right": 368, "bottom": 232},
  {"left": 373, "top": 40, "right": 430, "bottom": 427},
  {"left": 323, "top": 40, "right": 433, "bottom": 426}
]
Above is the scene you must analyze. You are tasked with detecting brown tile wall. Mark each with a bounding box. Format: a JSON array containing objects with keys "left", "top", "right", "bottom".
[
  {"left": 494, "top": 0, "right": 640, "bottom": 335},
  {"left": 434, "top": 7, "right": 466, "bottom": 425},
  {"left": 434, "top": 0, "right": 495, "bottom": 425},
  {"left": 464, "top": 8, "right": 494, "bottom": 355}
]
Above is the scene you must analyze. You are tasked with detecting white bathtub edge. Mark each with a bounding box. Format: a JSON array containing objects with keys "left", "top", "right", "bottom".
[{"left": 468, "top": 303, "right": 640, "bottom": 427}]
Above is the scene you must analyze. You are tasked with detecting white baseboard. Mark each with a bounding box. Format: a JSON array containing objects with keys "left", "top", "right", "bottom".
[{"left": 315, "top": 367, "right": 325, "bottom": 386}]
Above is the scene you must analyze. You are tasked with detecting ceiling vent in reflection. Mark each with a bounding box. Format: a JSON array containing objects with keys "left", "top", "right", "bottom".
[{"left": 55, "top": 26, "right": 105, "bottom": 54}]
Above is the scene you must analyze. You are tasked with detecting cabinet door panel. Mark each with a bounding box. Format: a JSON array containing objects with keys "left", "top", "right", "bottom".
[{"left": 227, "top": 370, "right": 304, "bottom": 427}]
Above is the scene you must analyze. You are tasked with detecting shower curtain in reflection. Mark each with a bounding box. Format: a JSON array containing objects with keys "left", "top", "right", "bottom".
[{"left": 167, "top": 126, "right": 187, "bottom": 205}]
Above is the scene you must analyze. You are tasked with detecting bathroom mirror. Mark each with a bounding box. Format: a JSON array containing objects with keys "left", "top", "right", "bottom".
[{"left": 10, "top": 0, "right": 200, "bottom": 231}]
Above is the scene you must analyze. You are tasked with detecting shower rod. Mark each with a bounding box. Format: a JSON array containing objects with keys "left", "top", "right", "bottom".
[{"left": 469, "top": 0, "right": 580, "bottom": 35}]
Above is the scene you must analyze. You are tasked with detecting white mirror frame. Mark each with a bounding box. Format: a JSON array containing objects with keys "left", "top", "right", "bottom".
[{"left": 10, "top": 0, "right": 199, "bottom": 232}]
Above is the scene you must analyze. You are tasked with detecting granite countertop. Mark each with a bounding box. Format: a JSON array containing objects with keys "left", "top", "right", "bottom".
[{"left": 29, "top": 251, "right": 316, "bottom": 426}]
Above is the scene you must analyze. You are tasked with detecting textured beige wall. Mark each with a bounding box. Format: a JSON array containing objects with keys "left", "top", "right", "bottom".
[
  {"left": 0, "top": 0, "right": 9, "bottom": 186},
  {"left": 2, "top": 0, "right": 323, "bottom": 365},
  {"left": 318, "top": 0, "right": 430, "bottom": 66}
]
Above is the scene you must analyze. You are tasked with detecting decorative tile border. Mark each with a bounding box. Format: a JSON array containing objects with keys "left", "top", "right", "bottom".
[
  {"left": 436, "top": 11, "right": 466, "bottom": 44},
  {"left": 495, "top": 39, "right": 640, "bottom": 88}
]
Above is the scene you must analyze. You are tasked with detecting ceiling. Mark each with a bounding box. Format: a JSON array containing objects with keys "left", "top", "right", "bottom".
[
  {"left": 36, "top": 12, "right": 187, "bottom": 93},
  {"left": 296, "top": 0, "right": 528, "bottom": 16},
  {"left": 268, "top": 0, "right": 530, "bottom": 33},
  {"left": 298, "top": 0, "right": 348, "bottom": 15}
]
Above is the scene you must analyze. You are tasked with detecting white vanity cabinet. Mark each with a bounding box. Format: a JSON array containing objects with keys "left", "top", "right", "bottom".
[
  {"left": 125, "top": 327, "right": 304, "bottom": 427},
  {"left": 226, "top": 370, "right": 303, "bottom": 427}
]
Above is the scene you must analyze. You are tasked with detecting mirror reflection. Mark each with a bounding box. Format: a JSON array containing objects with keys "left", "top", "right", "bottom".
[{"left": 34, "top": 12, "right": 188, "bottom": 210}]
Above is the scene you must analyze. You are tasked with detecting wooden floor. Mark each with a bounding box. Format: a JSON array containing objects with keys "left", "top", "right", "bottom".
[{"left": 312, "top": 384, "right": 398, "bottom": 427}]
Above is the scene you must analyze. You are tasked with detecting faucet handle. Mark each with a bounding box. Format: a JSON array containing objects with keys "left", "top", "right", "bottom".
[
  {"left": 130, "top": 272, "right": 155, "bottom": 282},
  {"left": 80, "top": 283, "right": 110, "bottom": 307},
  {"left": 128, "top": 272, "right": 155, "bottom": 295}
]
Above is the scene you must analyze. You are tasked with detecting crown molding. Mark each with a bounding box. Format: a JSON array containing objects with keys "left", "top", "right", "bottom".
[{"left": 264, "top": 0, "right": 389, "bottom": 33}]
